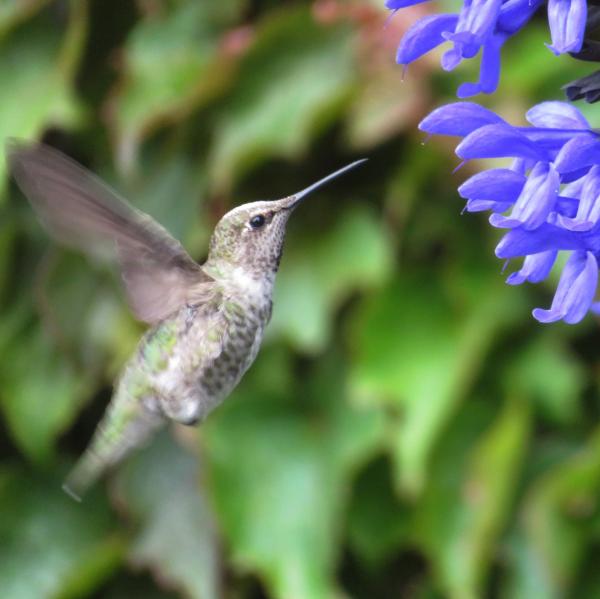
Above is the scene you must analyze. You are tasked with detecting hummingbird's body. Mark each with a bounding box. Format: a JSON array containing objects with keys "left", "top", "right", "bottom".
[
  {"left": 8, "top": 140, "right": 364, "bottom": 500},
  {"left": 130, "top": 267, "right": 273, "bottom": 427},
  {"left": 68, "top": 276, "right": 271, "bottom": 495}
]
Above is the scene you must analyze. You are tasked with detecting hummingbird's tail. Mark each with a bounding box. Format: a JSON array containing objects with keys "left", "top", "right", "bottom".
[{"left": 63, "top": 394, "right": 164, "bottom": 501}]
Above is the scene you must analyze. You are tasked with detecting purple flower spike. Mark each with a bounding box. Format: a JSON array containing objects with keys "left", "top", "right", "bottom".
[
  {"left": 533, "top": 251, "right": 598, "bottom": 324},
  {"left": 387, "top": 0, "right": 574, "bottom": 97},
  {"left": 386, "top": 0, "right": 600, "bottom": 323},
  {"left": 419, "top": 99, "right": 600, "bottom": 324},
  {"left": 506, "top": 251, "right": 558, "bottom": 285}
]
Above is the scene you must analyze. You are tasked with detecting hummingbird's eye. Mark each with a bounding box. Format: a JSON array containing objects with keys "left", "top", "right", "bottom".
[{"left": 249, "top": 214, "right": 266, "bottom": 229}]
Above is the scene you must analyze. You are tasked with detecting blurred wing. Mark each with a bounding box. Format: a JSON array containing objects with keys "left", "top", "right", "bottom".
[{"left": 8, "top": 140, "right": 212, "bottom": 324}]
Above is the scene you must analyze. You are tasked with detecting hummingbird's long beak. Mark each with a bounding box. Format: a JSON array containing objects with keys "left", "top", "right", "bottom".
[{"left": 281, "top": 159, "right": 367, "bottom": 209}]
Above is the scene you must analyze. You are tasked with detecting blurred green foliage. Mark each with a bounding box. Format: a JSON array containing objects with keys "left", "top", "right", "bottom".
[{"left": 1, "top": 1, "right": 600, "bottom": 598}]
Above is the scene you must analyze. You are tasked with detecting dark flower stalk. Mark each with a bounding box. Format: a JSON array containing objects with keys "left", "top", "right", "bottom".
[
  {"left": 565, "top": 6, "right": 600, "bottom": 101},
  {"left": 564, "top": 70, "right": 600, "bottom": 102}
]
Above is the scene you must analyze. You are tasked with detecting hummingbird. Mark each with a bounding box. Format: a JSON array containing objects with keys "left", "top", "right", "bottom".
[{"left": 8, "top": 141, "right": 365, "bottom": 500}]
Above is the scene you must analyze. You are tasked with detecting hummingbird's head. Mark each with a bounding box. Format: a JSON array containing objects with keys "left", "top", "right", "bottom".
[
  {"left": 207, "top": 197, "right": 297, "bottom": 276},
  {"left": 206, "top": 160, "right": 366, "bottom": 280}
]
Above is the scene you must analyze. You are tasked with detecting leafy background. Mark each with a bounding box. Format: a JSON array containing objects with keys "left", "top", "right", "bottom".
[{"left": 0, "top": 1, "right": 599, "bottom": 598}]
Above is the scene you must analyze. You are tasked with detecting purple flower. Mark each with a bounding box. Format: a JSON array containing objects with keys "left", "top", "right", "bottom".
[
  {"left": 389, "top": 0, "right": 586, "bottom": 97},
  {"left": 489, "top": 162, "right": 559, "bottom": 230},
  {"left": 532, "top": 251, "right": 598, "bottom": 323},
  {"left": 546, "top": 0, "right": 587, "bottom": 54},
  {"left": 506, "top": 251, "right": 557, "bottom": 285},
  {"left": 420, "top": 100, "right": 600, "bottom": 324}
]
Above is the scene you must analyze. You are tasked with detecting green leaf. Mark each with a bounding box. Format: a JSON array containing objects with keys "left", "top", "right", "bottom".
[
  {"left": 110, "top": 2, "right": 243, "bottom": 172},
  {"left": 0, "top": 465, "right": 122, "bottom": 599},
  {"left": 203, "top": 349, "right": 384, "bottom": 599},
  {"left": 36, "top": 248, "right": 141, "bottom": 382},
  {"left": 512, "top": 427, "right": 600, "bottom": 597},
  {"left": 113, "top": 431, "right": 221, "bottom": 599},
  {"left": 443, "top": 399, "right": 530, "bottom": 598},
  {"left": 501, "top": 530, "right": 557, "bottom": 599},
  {"left": 122, "top": 145, "right": 210, "bottom": 256},
  {"left": 345, "top": 62, "right": 424, "bottom": 150},
  {"left": 207, "top": 403, "right": 338, "bottom": 599},
  {"left": 349, "top": 267, "right": 524, "bottom": 495},
  {"left": 208, "top": 7, "right": 356, "bottom": 192},
  {"left": 500, "top": 25, "right": 591, "bottom": 103},
  {"left": 346, "top": 457, "right": 411, "bottom": 569},
  {"left": 0, "top": 0, "right": 50, "bottom": 40},
  {"left": 0, "top": 219, "right": 15, "bottom": 304},
  {"left": 269, "top": 205, "right": 393, "bottom": 352},
  {"left": 0, "top": 8, "right": 84, "bottom": 194},
  {"left": 0, "top": 312, "right": 89, "bottom": 462},
  {"left": 503, "top": 331, "right": 585, "bottom": 425}
]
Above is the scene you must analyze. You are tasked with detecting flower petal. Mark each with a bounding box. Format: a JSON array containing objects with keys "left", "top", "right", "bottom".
[
  {"left": 562, "top": 175, "right": 587, "bottom": 199},
  {"left": 495, "top": 224, "right": 587, "bottom": 258},
  {"left": 457, "top": 32, "right": 507, "bottom": 97},
  {"left": 385, "top": 0, "right": 431, "bottom": 8},
  {"left": 396, "top": 14, "right": 459, "bottom": 65},
  {"left": 465, "top": 199, "right": 513, "bottom": 212},
  {"left": 560, "top": 167, "right": 592, "bottom": 184},
  {"left": 554, "top": 165, "right": 600, "bottom": 231},
  {"left": 456, "top": 124, "right": 549, "bottom": 161},
  {"left": 440, "top": 0, "right": 502, "bottom": 73},
  {"left": 533, "top": 251, "right": 597, "bottom": 323},
  {"left": 441, "top": 45, "right": 465, "bottom": 71},
  {"left": 442, "top": 31, "right": 480, "bottom": 58},
  {"left": 418, "top": 102, "right": 505, "bottom": 136},
  {"left": 517, "top": 128, "right": 594, "bottom": 156},
  {"left": 457, "top": 0, "right": 502, "bottom": 42},
  {"left": 547, "top": 0, "right": 587, "bottom": 55},
  {"left": 458, "top": 168, "right": 526, "bottom": 203},
  {"left": 554, "top": 196, "right": 580, "bottom": 218},
  {"left": 511, "top": 158, "right": 537, "bottom": 175},
  {"left": 489, "top": 162, "right": 559, "bottom": 229},
  {"left": 506, "top": 250, "right": 557, "bottom": 285},
  {"left": 497, "top": 0, "right": 545, "bottom": 33},
  {"left": 525, "top": 101, "right": 589, "bottom": 129},
  {"left": 554, "top": 136, "right": 600, "bottom": 174}
]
